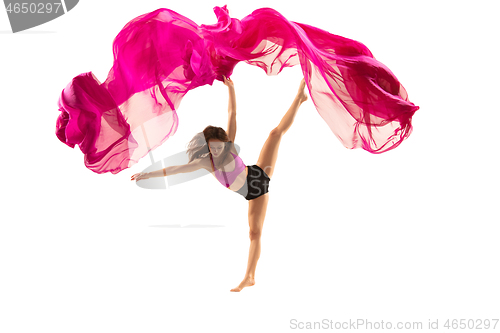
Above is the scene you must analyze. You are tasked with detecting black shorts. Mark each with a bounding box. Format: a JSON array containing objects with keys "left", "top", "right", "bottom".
[{"left": 235, "top": 165, "right": 271, "bottom": 200}]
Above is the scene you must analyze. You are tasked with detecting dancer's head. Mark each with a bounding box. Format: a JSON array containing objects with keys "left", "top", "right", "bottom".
[{"left": 186, "top": 125, "right": 231, "bottom": 162}]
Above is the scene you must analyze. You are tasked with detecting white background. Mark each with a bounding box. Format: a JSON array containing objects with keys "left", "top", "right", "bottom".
[{"left": 1, "top": 1, "right": 499, "bottom": 332}]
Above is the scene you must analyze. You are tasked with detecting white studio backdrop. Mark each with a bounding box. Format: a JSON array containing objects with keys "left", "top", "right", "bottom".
[{"left": 1, "top": 1, "right": 499, "bottom": 332}]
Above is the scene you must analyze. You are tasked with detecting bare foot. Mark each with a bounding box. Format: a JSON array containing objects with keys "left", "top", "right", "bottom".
[
  {"left": 297, "top": 78, "right": 308, "bottom": 103},
  {"left": 230, "top": 276, "right": 255, "bottom": 292}
]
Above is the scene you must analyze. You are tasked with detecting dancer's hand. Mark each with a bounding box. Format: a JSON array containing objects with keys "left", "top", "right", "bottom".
[
  {"left": 131, "top": 172, "right": 149, "bottom": 182},
  {"left": 222, "top": 75, "right": 234, "bottom": 88}
]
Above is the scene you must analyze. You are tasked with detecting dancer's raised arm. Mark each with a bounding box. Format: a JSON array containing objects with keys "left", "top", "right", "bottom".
[{"left": 223, "top": 75, "right": 236, "bottom": 143}]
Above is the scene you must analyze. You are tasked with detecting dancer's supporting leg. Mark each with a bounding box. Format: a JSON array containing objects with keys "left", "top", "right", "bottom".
[{"left": 230, "top": 79, "right": 308, "bottom": 292}]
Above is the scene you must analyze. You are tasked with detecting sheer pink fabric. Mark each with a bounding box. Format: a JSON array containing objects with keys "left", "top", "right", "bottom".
[{"left": 56, "top": 5, "right": 419, "bottom": 174}]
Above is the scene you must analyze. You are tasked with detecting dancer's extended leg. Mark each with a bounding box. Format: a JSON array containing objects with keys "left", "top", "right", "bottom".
[
  {"left": 256, "top": 79, "right": 308, "bottom": 179},
  {"left": 230, "top": 79, "right": 308, "bottom": 292}
]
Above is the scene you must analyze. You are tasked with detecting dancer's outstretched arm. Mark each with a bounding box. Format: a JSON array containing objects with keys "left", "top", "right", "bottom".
[
  {"left": 131, "top": 159, "right": 205, "bottom": 181},
  {"left": 223, "top": 75, "right": 237, "bottom": 143}
]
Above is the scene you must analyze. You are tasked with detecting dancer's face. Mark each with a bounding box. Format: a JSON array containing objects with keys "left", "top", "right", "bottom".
[{"left": 208, "top": 139, "right": 224, "bottom": 158}]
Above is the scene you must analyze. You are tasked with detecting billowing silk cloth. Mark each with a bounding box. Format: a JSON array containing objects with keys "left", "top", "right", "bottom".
[{"left": 55, "top": 5, "right": 419, "bottom": 174}]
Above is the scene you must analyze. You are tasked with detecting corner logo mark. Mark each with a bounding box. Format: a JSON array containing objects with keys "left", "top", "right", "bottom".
[{"left": 3, "top": 0, "right": 79, "bottom": 33}]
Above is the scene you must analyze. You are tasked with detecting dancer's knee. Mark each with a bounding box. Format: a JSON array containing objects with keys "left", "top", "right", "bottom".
[
  {"left": 270, "top": 127, "right": 284, "bottom": 137},
  {"left": 249, "top": 228, "right": 262, "bottom": 240}
]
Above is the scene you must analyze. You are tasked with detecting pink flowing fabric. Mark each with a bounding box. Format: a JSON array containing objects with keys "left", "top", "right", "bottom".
[{"left": 56, "top": 5, "right": 419, "bottom": 174}]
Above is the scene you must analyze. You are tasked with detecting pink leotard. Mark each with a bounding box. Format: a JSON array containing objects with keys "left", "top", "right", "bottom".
[{"left": 210, "top": 152, "right": 245, "bottom": 188}]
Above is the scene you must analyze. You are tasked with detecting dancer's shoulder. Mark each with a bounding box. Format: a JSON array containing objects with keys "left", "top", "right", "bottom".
[
  {"left": 228, "top": 141, "right": 238, "bottom": 155},
  {"left": 197, "top": 155, "right": 212, "bottom": 171}
]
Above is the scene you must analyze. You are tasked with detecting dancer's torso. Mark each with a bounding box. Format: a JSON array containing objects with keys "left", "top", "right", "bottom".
[{"left": 200, "top": 146, "right": 248, "bottom": 192}]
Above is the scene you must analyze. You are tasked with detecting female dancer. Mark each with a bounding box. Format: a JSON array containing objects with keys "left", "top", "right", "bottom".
[{"left": 131, "top": 76, "right": 308, "bottom": 292}]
